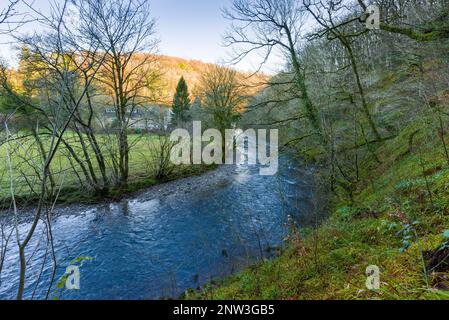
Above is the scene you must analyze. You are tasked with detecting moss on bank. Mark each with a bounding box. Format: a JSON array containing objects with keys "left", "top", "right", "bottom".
[{"left": 185, "top": 112, "right": 449, "bottom": 301}]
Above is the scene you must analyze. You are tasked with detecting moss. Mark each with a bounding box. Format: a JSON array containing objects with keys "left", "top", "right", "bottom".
[{"left": 185, "top": 111, "right": 449, "bottom": 301}]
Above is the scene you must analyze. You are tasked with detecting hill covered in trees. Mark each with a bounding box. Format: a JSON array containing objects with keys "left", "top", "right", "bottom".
[
  {"left": 143, "top": 54, "right": 268, "bottom": 105},
  {"left": 157, "top": 55, "right": 227, "bottom": 102}
]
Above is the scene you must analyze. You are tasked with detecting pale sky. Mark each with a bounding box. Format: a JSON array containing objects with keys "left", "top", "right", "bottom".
[{"left": 0, "top": 0, "right": 282, "bottom": 73}]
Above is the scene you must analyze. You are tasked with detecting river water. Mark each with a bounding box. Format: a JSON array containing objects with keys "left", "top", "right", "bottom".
[{"left": 0, "top": 156, "right": 315, "bottom": 300}]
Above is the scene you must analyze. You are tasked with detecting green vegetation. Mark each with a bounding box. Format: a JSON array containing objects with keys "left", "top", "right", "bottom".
[
  {"left": 182, "top": 0, "right": 449, "bottom": 299},
  {"left": 0, "top": 132, "right": 213, "bottom": 206},
  {"left": 1, "top": 0, "right": 448, "bottom": 301},
  {"left": 187, "top": 118, "right": 449, "bottom": 299},
  {"left": 171, "top": 76, "right": 192, "bottom": 126},
  {"left": 186, "top": 59, "right": 449, "bottom": 299}
]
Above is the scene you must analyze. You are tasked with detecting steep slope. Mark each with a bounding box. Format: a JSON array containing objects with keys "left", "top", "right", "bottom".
[{"left": 186, "top": 58, "right": 449, "bottom": 301}]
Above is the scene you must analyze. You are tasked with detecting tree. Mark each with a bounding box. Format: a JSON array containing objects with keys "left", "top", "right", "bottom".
[
  {"left": 223, "top": 0, "right": 325, "bottom": 144},
  {"left": 356, "top": 0, "right": 449, "bottom": 42},
  {"left": 304, "top": 0, "right": 381, "bottom": 141},
  {"left": 199, "top": 65, "right": 246, "bottom": 160},
  {"left": 171, "top": 76, "right": 191, "bottom": 126},
  {"left": 0, "top": 0, "right": 20, "bottom": 35},
  {"left": 0, "top": 0, "right": 107, "bottom": 299},
  {"left": 81, "top": 0, "right": 159, "bottom": 188}
]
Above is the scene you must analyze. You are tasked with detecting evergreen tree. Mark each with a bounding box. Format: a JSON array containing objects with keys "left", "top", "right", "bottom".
[{"left": 171, "top": 76, "right": 191, "bottom": 126}]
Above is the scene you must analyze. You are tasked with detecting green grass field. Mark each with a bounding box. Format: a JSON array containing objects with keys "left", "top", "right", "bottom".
[{"left": 0, "top": 132, "right": 209, "bottom": 205}]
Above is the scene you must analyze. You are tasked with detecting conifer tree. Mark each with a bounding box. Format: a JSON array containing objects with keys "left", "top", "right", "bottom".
[{"left": 171, "top": 76, "right": 191, "bottom": 126}]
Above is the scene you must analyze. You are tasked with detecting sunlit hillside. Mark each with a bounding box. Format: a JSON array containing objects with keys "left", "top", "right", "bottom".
[
  {"left": 155, "top": 55, "right": 269, "bottom": 104},
  {"left": 5, "top": 53, "right": 268, "bottom": 107}
]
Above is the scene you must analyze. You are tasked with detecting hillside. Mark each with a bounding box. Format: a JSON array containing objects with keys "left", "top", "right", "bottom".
[
  {"left": 155, "top": 55, "right": 268, "bottom": 105},
  {"left": 187, "top": 54, "right": 449, "bottom": 300},
  {"left": 5, "top": 53, "right": 267, "bottom": 107},
  {"left": 156, "top": 55, "right": 215, "bottom": 101}
]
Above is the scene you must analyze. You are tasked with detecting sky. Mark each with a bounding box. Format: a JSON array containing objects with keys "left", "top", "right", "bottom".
[
  {"left": 152, "top": 0, "right": 233, "bottom": 65},
  {"left": 0, "top": 0, "right": 282, "bottom": 72}
]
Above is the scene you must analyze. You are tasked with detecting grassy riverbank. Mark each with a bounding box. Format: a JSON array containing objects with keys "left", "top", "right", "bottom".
[
  {"left": 187, "top": 120, "right": 449, "bottom": 300},
  {"left": 186, "top": 62, "right": 449, "bottom": 300},
  {"left": 0, "top": 133, "right": 215, "bottom": 207},
  {"left": 1, "top": 163, "right": 215, "bottom": 208},
  {"left": 56, "top": 163, "right": 215, "bottom": 205}
]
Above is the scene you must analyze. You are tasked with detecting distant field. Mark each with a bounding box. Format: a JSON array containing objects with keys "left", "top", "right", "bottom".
[{"left": 0, "top": 132, "right": 165, "bottom": 201}]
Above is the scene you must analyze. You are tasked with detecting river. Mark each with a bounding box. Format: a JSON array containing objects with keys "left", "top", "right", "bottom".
[{"left": 0, "top": 156, "right": 316, "bottom": 300}]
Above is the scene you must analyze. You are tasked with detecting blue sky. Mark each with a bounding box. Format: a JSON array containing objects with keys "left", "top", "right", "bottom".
[
  {"left": 152, "top": 0, "right": 231, "bottom": 64},
  {"left": 0, "top": 0, "right": 280, "bottom": 72}
]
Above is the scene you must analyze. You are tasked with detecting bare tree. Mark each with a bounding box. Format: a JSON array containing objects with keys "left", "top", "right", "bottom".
[
  {"left": 198, "top": 65, "right": 247, "bottom": 159},
  {"left": 80, "top": 0, "right": 160, "bottom": 188},
  {"left": 309, "top": 1, "right": 449, "bottom": 42},
  {"left": 223, "top": 0, "right": 325, "bottom": 143},
  {"left": 0, "top": 0, "right": 20, "bottom": 35},
  {"left": 200, "top": 66, "right": 246, "bottom": 123},
  {"left": 304, "top": 0, "right": 381, "bottom": 141},
  {"left": 145, "top": 108, "right": 177, "bottom": 180},
  {"left": 0, "top": 0, "right": 107, "bottom": 299},
  {"left": 58, "top": 56, "right": 111, "bottom": 194},
  {"left": 357, "top": 0, "right": 449, "bottom": 41}
]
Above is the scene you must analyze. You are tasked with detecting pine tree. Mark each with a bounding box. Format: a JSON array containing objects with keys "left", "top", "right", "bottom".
[{"left": 171, "top": 76, "right": 191, "bottom": 126}]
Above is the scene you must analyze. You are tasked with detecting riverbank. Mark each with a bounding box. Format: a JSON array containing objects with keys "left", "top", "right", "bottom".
[
  {"left": 124, "top": 164, "right": 235, "bottom": 203},
  {"left": 0, "top": 164, "right": 218, "bottom": 210},
  {"left": 67, "top": 164, "right": 221, "bottom": 205},
  {"left": 187, "top": 117, "right": 449, "bottom": 300}
]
